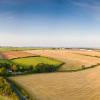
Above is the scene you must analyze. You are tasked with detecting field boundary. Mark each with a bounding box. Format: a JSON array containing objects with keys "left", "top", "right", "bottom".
[
  {"left": 8, "top": 78, "right": 37, "bottom": 100},
  {"left": 58, "top": 63, "right": 100, "bottom": 72},
  {"left": 72, "top": 52, "right": 100, "bottom": 58},
  {"left": 10, "top": 55, "right": 40, "bottom": 60},
  {"left": 11, "top": 55, "right": 100, "bottom": 73}
]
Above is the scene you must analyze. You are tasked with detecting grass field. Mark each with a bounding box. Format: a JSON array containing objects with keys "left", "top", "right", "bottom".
[
  {"left": 0, "top": 96, "right": 9, "bottom": 100},
  {"left": 0, "top": 47, "right": 35, "bottom": 52},
  {"left": 25, "top": 50, "right": 100, "bottom": 71},
  {"left": 0, "top": 47, "right": 52, "bottom": 52},
  {"left": 12, "top": 57, "right": 62, "bottom": 66},
  {"left": 10, "top": 65, "right": 100, "bottom": 100}
]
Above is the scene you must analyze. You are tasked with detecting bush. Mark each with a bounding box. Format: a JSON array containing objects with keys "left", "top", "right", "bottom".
[
  {"left": 0, "top": 59, "right": 62, "bottom": 75},
  {"left": 34, "top": 63, "right": 59, "bottom": 73},
  {"left": 0, "top": 67, "right": 6, "bottom": 75},
  {"left": 0, "top": 77, "right": 19, "bottom": 100}
]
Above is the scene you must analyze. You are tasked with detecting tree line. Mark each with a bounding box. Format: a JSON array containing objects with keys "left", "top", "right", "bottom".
[{"left": 0, "top": 60, "right": 62, "bottom": 76}]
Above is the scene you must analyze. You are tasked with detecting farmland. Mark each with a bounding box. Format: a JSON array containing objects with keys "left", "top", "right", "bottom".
[
  {"left": 1, "top": 49, "right": 100, "bottom": 100},
  {"left": 67, "top": 49, "right": 100, "bottom": 57},
  {"left": 0, "top": 51, "right": 63, "bottom": 76},
  {"left": 0, "top": 47, "right": 36, "bottom": 52},
  {"left": 25, "top": 50, "right": 100, "bottom": 71},
  {"left": 0, "top": 54, "right": 4, "bottom": 59},
  {"left": 1, "top": 51, "right": 37, "bottom": 59},
  {"left": 10, "top": 65, "right": 100, "bottom": 100},
  {"left": 12, "top": 57, "right": 62, "bottom": 67}
]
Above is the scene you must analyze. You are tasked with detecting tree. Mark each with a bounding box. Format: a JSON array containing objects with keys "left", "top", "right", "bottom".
[{"left": 11, "top": 64, "right": 17, "bottom": 72}]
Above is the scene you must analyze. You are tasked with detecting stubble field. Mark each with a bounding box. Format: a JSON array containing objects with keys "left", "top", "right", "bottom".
[
  {"left": 24, "top": 50, "right": 100, "bottom": 71},
  {"left": 8, "top": 49, "right": 100, "bottom": 100},
  {"left": 10, "top": 65, "right": 100, "bottom": 100}
]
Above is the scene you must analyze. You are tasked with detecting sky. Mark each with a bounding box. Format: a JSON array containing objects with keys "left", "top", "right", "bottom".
[{"left": 0, "top": 0, "right": 100, "bottom": 48}]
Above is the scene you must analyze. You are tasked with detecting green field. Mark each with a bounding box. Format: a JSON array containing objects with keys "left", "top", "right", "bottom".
[
  {"left": 0, "top": 47, "right": 34, "bottom": 52},
  {"left": 12, "top": 57, "right": 62, "bottom": 66},
  {"left": 0, "top": 96, "right": 8, "bottom": 100},
  {"left": 0, "top": 47, "right": 51, "bottom": 52}
]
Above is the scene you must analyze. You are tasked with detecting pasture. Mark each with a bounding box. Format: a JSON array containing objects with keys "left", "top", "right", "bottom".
[
  {"left": 0, "top": 47, "right": 35, "bottom": 52},
  {"left": 10, "top": 65, "right": 100, "bottom": 100},
  {"left": 11, "top": 56, "right": 62, "bottom": 67}
]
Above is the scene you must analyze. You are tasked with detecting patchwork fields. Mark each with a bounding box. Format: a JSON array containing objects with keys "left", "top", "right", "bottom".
[
  {"left": 25, "top": 50, "right": 100, "bottom": 71},
  {"left": 1, "top": 49, "right": 100, "bottom": 100}
]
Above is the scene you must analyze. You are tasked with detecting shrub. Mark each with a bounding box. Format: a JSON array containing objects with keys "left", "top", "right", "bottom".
[
  {"left": 0, "top": 77, "right": 19, "bottom": 100},
  {"left": 34, "top": 63, "right": 59, "bottom": 73},
  {"left": 0, "top": 67, "right": 6, "bottom": 75}
]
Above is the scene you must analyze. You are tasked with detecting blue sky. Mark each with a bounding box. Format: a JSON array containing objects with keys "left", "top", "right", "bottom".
[{"left": 0, "top": 0, "right": 100, "bottom": 47}]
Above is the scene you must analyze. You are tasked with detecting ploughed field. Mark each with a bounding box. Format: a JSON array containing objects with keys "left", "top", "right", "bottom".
[
  {"left": 1, "top": 51, "right": 37, "bottom": 59},
  {"left": 24, "top": 50, "right": 100, "bottom": 71},
  {"left": 10, "top": 65, "right": 100, "bottom": 100}
]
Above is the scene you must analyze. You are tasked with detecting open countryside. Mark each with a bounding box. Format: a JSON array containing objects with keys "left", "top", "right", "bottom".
[
  {"left": 0, "top": 48, "right": 100, "bottom": 100},
  {"left": 25, "top": 50, "right": 100, "bottom": 71},
  {"left": 10, "top": 66, "right": 100, "bottom": 100},
  {"left": 0, "top": 0, "right": 100, "bottom": 100}
]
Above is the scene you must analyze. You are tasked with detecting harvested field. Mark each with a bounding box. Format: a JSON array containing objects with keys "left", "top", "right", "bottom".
[
  {"left": 0, "top": 54, "right": 3, "bottom": 59},
  {"left": 67, "top": 49, "right": 100, "bottom": 57},
  {"left": 10, "top": 66, "right": 100, "bottom": 100},
  {"left": 25, "top": 50, "right": 100, "bottom": 71},
  {"left": 1, "top": 51, "right": 37, "bottom": 59}
]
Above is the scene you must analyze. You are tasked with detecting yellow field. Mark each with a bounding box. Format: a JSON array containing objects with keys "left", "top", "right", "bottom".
[
  {"left": 67, "top": 49, "right": 100, "bottom": 57},
  {"left": 24, "top": 50, "right": 100, "bottom": 71},
  {"left": 0, "top": 96, "right": 9, "bottom": 100},
  {"left": 10, "top": 65, "right": 100, "bottom": 100}
]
